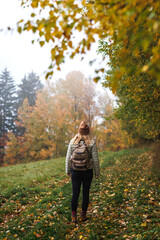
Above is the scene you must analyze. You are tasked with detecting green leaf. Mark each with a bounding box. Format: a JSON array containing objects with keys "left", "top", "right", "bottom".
[
  {"left": 39, "top": 41, "right": 45, "bottom": 47},
  {"left": 17, "top": 26, "right": 22, "bottom": 34},
  {"left": 31, "top": 13, "right": 36, "bottom": 17}
]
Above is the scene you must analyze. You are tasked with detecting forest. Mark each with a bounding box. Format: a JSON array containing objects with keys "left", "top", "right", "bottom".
[{"left": 0, "top": 69, "right": 133, "bottom": 166}]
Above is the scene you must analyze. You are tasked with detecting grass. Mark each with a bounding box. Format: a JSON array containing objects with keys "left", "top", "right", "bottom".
[{"left": 0, "top": 148, "right": 160, "bottom": 240}]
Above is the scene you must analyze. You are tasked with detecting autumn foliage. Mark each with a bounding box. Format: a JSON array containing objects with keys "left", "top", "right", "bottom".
[
  {"left": 4, "top": 72, "right": 131, "bottom": 164},
  {"left": 16, "top": 0, "right": 160, "bottom": 142},
  {"left": 18, "top": 0, "right": 160, "bottom": 84}
]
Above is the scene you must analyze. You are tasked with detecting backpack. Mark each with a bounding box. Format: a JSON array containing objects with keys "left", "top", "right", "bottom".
[{"left": 71, "top": 140, "right": 91, "bottom": 171}]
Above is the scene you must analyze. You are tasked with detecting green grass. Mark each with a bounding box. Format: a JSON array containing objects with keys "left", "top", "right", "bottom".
[{"left": 0, "top": 148, "right": 160, "bottom": 240}]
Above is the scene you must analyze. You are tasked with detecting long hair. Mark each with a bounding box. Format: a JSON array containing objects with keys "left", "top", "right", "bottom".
[{"left": 72, "top": 134, "right": 92, "bottom": 146}]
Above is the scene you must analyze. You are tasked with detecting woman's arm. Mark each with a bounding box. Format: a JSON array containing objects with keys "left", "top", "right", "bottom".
[
  {"left": 91, "top": 142, "right": 100, "bottom": 177},
  {"left": 65, "top": 140, "right": 72, "bottom": 175}
]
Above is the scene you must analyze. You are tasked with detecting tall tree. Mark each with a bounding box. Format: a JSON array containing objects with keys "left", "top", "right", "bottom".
[
  {"left": 99, "top": 37, "right": 160, "bottom": 140},
  {"left": 16, "top": 71, "right": 44, "bottom": 136},
  {"left": 17, "top": 71, "right": 44, "bottom": 107},
  {"left": 0, "top": 68, "right": 17, "bottom": 135},
  {"left": 55, "top": 71, "right": 98, "bottom": 131}
]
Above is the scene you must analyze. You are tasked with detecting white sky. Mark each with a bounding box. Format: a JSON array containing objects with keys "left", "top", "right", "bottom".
[{"left": 0, "top": 0, "right": 114, "bottom": 98}]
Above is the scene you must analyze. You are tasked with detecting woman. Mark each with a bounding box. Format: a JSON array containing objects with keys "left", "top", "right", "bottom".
[{"left": 65, "top": 121, "right": 100, "bottom": 223}]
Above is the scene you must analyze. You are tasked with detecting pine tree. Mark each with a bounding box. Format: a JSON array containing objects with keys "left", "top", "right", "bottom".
[
  {"left": 17, "top": 71, "right": 44, "bottom": 107},
  {"left": 0, "top": 68, "right": 17, "bottom": 136}
]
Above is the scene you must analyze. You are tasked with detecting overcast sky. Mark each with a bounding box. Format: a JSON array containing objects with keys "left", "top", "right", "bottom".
[{"left": 0, "top": 0, "right": 114, "bottom": 97}]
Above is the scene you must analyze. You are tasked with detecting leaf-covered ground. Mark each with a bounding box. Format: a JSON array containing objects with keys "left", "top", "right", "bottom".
[{"left": 0, "top": 148, "right": 160, "bottom": 240}]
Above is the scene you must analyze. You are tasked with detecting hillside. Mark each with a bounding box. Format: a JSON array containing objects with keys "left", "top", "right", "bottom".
[{"left": 0, "top": 149, "right": 160, "bottom": 240}]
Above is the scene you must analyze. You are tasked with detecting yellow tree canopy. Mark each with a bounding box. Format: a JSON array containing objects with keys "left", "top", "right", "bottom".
[{"left": 18, "top": 0, "right": 160, "bottom": 84}]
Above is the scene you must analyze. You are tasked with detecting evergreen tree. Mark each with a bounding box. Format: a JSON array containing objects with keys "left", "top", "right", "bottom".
[
  {"left": 0, "top": 68, "right": 18, "bottom": 136},
  {"left": 17, "top": 71, "right": 44, "bottom": 107}
]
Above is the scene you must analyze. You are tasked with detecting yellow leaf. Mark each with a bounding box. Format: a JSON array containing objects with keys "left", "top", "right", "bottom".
[
  {"left": 93, "top": 76, "right": 100, "bottom": 83},
  {"left": 141, "top": 222, "right": 147, "bottom": 227},
  {"left": 124, "top": 189, "right": 128, "bottom": 192},
  {"left": 17, "top": 19, "right": 24, "bottom": 24},
  {"left": 31, "top": 1, "right": 38, "bottom": 8},
  {"left": 68, "top": 41, "right": 73, "bottom": 48},
  {"left": 153, "top": 21, "right": 159, "bottom": 31},
  {"left": 142, "top": 65, "right": 149, "bottom": 72},
  {"left": 38, "top": 24, "right": 44, "bottom": 31}
]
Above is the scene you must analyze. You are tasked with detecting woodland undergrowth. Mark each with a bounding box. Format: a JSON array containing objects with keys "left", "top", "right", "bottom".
[{"left": 0, "top": 148, "right": 160, "bottom": 240}]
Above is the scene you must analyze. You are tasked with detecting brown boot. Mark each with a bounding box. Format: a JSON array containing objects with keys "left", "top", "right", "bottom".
[
  {"left": 71, "top": 211, "right": 77, "bottom": 223},
  {"left": 81, "top": 211, "right": 87, "bottom": 222}
]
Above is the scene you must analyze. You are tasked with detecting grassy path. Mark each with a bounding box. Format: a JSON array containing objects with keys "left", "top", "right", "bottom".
[{"left": 0, "top": 149, "right": 160, "bottom": 240}]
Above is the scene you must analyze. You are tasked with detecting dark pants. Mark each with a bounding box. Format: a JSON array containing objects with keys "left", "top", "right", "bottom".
[{"left": 71, "top": 169, "right": 93, "bottom": 212}]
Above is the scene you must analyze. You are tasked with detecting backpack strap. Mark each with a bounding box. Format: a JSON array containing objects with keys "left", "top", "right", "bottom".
[{"left": 80, "top": 140, "right": 91, "bottom": 168}]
